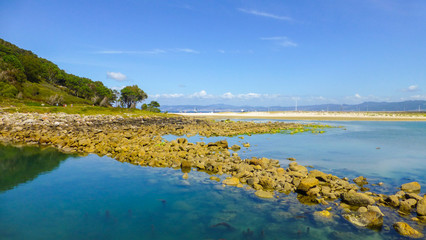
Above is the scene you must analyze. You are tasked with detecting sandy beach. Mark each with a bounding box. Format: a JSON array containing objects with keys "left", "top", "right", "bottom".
[{"left": 178, "top": 111, "right": 426, "bottom": 121}]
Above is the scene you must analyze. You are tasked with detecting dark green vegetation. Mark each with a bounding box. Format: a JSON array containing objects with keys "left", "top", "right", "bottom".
[
  {"left": 0, "top": 144, "right": 71, "bottom": 192},
  {"left": 0, "top": 39, "right": 159, "bottom": 112},
  {"left": 119, "top": 85, "right": 147, "bottom": 108},
  {"left": 0, "top": 39, "right": 115, "bottom": 105},
  {"left": 142, "top": 101, "right": 161, "bottom": 113}
]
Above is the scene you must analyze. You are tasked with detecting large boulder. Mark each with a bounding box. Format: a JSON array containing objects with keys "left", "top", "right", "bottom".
[
  {"left": 401, "top": 182, "right": 421, "bottom": 193},
  {"left": 343, "top": 211, "right": 383, "bottom": 229},
  {"left": 341, "top": 191, "right": 375, "bottom": 207},
  {"left": 393, "top": 222, "right": 424, "bottom": 238},
  {"left": 297, "top": 177, "right": 319, "bottom": 192},
  {"left": 399, "top": 199, "right": 417, "bottom": 212},
  {"left": 417, "top": 196, "right": 426, "bottom": 216},
  {"left": 385, "top": 195, "right": 400, "bottom": 207}
]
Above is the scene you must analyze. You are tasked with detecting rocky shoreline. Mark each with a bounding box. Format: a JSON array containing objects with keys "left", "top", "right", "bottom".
[{"left": 0, "top": 112, "right": 425, "bottom": 238}]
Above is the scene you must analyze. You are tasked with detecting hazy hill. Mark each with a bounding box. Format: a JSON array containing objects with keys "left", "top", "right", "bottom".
[
  {"left": 162, "top": 100, "right": 426, "bottom": 113},
  {"left": 0, "top": 38, "right": 115, "bottom": 105}
]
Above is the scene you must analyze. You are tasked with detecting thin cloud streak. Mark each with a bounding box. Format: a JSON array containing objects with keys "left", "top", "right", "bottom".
[
  {"left": 261, "top": 36, "right": 298, "bottom": 47},
  {"left": 238, "top": 8, "right": 293, "bottom": 21},
  {"left": 95, "top": 48, "right": 199, "bottom": 55}
]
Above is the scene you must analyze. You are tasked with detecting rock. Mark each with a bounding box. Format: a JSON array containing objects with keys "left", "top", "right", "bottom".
[
  {"left": 399, "top": 199, "right": 417, "bottom": 212},
  {"left": 210, "top": 176, "right": 220, "bottom": 182},
  {"left": 230, "top": 144, "right": 241, "bottom": 150},
  {"left": 255, "top": 190, "right": 274, "bottom": 199},
  {"left": 307, "top": 186, "right": 320, "bottom": 196},
  {"left": 309, "top": 170, "right": 328, "bottom": 181},
  {"left": 353, "top": 176, "right": 368, "bottom": 186},
  {"left": 341, "top": 191, "right": 375, "bottom": 207},
  {"left": 367, "top": 205, "right": 384, "bottom": 216},
  {"left": 401, "top": 182, "right": 421, "bottom": 193},
  {"left": 313, "top": 210, "right": 334, "bottom": 225},
  {"left": 243, "top": 143, "right": 250, "bottom": 148},
  {"left": 287, "top": 157, "right": 296, "bottom": 161},
  {"left": 288, "top": 162, "right": 308, "bottom": 173},
  {"left": 297, "top": 177, "right": 319, "bottom": 193},
  {"left": 343, "top": 211, "right": 383, "bottom": 229},
  {"left": 181, "top": 160, "right": 192, "bottom": 169},
  {"left": 182, "top": 173, "right": 188, "bottom": 179},
  {"left": 406, "top": 193, "right": 423, "bottom": 201},
  {"left": 417, "top": 197, "right": 426, "bottom": 216},
  {"left": 385, "top": 195, "right": 400, "bottom": 207},
  {"left": 393, "top": 222, "right": 424, "bottom": 238},
  {"left": 314, "top": 210, "right": 332, "bottom": 218},
  {"left": 259, "top": 176, "right": 276, "bottom": 189},
  {"left": 222, "top": 177, "right": 239, "bottom": 186},
  {"left": 358, "top": 207, "right": 367, "bottom": 213}
]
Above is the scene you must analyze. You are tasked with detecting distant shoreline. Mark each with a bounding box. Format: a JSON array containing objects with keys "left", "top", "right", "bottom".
[{"left": 177, "top": 111, "right": 426, "bottom": 121}]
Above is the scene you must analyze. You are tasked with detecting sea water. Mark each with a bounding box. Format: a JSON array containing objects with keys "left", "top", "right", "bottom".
[{"left": 1, "top": 121, "right": 425, "bottom": 239}]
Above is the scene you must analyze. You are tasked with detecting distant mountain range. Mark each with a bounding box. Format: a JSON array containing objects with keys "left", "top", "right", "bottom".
[{"left": 161, "top": 100, "right": 426, "bottom": 113}]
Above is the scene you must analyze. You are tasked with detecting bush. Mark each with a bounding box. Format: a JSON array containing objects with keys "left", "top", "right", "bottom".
[
  {"left": 0, "top": 82, "right": 18, "bottom": 97},
  {"left": 46, "top": 94, "right": 64, "bottom": 106}
]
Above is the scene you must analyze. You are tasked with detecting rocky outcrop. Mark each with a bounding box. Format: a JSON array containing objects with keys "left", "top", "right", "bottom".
[{"left": 393, "top": 222, "right": 424, "bottom": 238}]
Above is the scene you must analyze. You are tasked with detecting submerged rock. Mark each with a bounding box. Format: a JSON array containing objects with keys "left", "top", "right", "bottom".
[
  {"left": 343, "top": 211, "right": 383, "bottom": 229},
  {"left": 401, "top": 182, "right": 421, "bottom": 193},
  {"left": 393, "top": 222, "right": 424, "bottom": 238},
  {"left": 255, "top": 190, "right": 274, "bottom": 199},
  {"left": 222, "top": 177, "right": 239, "bottom": 186}
]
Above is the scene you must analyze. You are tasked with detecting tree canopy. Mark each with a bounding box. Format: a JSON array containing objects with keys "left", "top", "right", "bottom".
[
  {"left": 120, "top": 85, "right": 148, "bottom": 108},
  {"left": 0, "top": 38, "right": 116, "bottom": 105},
  {"left": 142, "top": 101, "right": 161, "bottom": 112}
]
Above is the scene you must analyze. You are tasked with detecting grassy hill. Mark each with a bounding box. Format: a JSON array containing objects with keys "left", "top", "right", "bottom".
[{"left": 0, "top": 38, "right": 115, "bottom": 106}]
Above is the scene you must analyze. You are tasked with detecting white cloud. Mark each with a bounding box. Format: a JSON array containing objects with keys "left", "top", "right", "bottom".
[
  {"left": 190, "top": 90, "right": 212, "bottom": 98},
  {"left": 238, "top": 8, "right": 292, "bottom": 21},
  {"left": 238, "top": 93, "right": 262, "bottom": 99},
  {"left": 403, "top": 85, "right": 420, "bottom": 92},
  {"left": 107, "top": 72, "right": 127, "bottom": 81},
  {"left": 261, "top": 36, "right": 298, "bottom": 47},
  {"left": 355, "top": 93, "right": 362, "bottom": 99},
  {"left": 222, "top": 92, "right": 235, "bottom": 99}
]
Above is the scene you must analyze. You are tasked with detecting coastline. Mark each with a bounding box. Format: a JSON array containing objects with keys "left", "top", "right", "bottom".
[
  {"left": 1, "top": 112, "right": 425, "bottom": 237},
  {"left": 178, "top": 111, "right": 426, "bottom": 121}
]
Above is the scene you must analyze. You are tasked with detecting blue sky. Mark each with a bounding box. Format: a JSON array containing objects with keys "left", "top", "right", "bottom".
[{"left": 1, "top": 0, "right": 426, "bottom": 106}]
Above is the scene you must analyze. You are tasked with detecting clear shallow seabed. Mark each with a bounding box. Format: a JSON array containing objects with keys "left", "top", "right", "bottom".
[{"left": 1, "top": 121, "right": 425, "bottom": 240}]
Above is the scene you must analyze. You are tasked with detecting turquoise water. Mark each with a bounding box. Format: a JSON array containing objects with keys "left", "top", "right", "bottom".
[{"left": 1, "top": 121, "right": 426, "bottom": 239}]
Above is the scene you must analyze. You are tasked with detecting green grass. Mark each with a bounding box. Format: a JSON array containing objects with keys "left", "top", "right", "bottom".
[{"left": 0, "top": 98, "right": 171, "bottom": 117}]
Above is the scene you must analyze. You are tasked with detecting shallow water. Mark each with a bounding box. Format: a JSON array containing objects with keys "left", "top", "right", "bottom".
[{"left": 1, "top": 121, "right": 426, "bottom": 239}]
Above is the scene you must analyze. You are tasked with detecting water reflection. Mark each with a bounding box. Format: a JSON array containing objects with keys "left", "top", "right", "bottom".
[{"left": 0, "top": 144, "right": 71, "bottom": 191}]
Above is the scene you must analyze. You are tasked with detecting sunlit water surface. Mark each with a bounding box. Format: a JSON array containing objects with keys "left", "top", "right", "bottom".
[{"left": 1, "top": 121, "right": 425, "bottom": 239}]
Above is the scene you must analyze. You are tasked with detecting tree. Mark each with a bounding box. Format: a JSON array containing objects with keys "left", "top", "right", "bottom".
[
  {"left": 120, "top": 85, "right": 147, "bottom": 108},
  {"left": 142, "top": 100, "right": 161, "bottom": 112}
]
